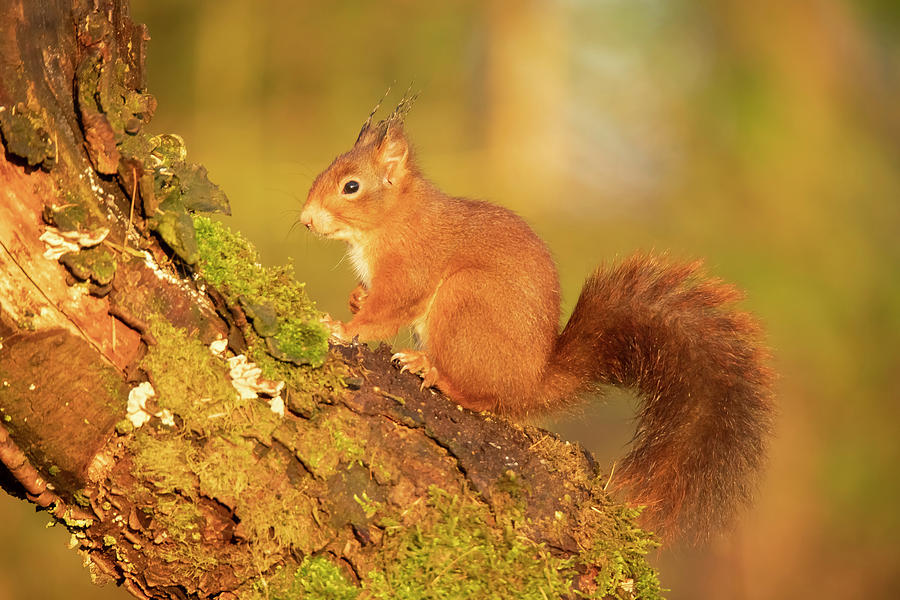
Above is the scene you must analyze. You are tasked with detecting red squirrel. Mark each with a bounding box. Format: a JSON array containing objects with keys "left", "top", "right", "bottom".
[{"left": 299, "top": 98, "right": 774, "bottom": 542}]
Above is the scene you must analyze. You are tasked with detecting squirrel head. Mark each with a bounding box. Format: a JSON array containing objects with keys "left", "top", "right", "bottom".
[{"left": 301, "top": 95, "right": 417, "bottom": 244}]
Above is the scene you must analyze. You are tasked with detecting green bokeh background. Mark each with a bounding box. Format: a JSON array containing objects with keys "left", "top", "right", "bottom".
[{"left": 2, "top": 1, "right": 899, "bottom": 598}]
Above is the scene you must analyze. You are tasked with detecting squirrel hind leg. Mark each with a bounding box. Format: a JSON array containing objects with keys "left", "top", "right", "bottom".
[{"left": 423, "top": 269, "right": 556, "bottom": 414}]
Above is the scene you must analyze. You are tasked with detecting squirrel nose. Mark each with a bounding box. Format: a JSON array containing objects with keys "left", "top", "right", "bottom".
[{"left": 299, "top": 208, "right": 313, "bottom": 230}]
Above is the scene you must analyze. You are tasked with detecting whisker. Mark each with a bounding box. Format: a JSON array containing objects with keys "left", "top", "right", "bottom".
[
  {"left": 285, "top": 220, "right": 302, "bottom": 241},
  {"left": 332, "top": 252, "right": 347, "bottom": 272}
]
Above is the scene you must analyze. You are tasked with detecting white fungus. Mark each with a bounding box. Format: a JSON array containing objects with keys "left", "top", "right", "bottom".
[
  {"left": 126, "top": 382, "right": 176, "bottom": 428},
  {"left": 126, "top": 382, "right": 155, "bottom": 428},
  {"left": 39, "top": 225, "right": 110, "bottom": 260},
  {"left": 226, "top": 354, "right": 285, "bottom": 415},
  {"left": 268, "top": 396, "right": 285, "bottom": 417},
  {"left": 209, "top": 338, "right": 228, "bottom": 357}
]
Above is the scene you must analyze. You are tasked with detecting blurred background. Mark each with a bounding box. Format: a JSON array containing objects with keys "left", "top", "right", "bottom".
[{"left": 2, "top": 0, "right": 899, "bottom": 598}]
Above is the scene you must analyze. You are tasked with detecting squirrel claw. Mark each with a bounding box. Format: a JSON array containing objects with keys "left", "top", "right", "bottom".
[
  {"left": 392, "top": 350, "right": 439, "bottom": 389},
  {"left": 421, "top": 366, "right": 440, "bottom": 390}
]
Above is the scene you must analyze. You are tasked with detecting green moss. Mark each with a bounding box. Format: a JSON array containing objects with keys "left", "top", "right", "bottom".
[
  {"left": 269, "top": 317, "right": 329, "bottom": 367},
  {"left": 129, "top": 318, "right": 336, "bottom": 573},
  {"left": 139, "top": 318, "right": 281, "bottom": 438},
  {"left": 190, "top": 436, "right": 254, "bottom": 500},
  {"left": 192, "top": 216, "right": 311, "bottom": 316},
  {"left": 581, "top": 508, "right": 662, "bottom": 599},
  {"left": 132, "top": 432, "right": 198, "bottom": 494},
  {"left": 249, "top": 343, "right": 347, "bottom": 415},
  {"left": 157, "top": 429, "right": 328, "bottom": 560},
  {"left": 366, "top": 487, "right": 575, "bottom": 600},
  {"left": 288, "top": 410, "right": 369, "bottom": 479},
  {"left": 353, "top": 491, "right": 383, "bottom": 519},
  {"left": 130, "top": 428, "right": 325, "bottom": 576},
  {"left": 151, "top": 494, "right": 219, "bottom": 573},
  {"left": 136, "top": 320, "right": 279, "bottom": 426},
  {"left": 253, "top": 557, "right": 359, "bottom": 600},
  {"left": 571, "top": 478, "right": 663, "bottom": 599},
  {"left": 193, "top": 215, "right": 329, "bottom": 368},
  {"left": 193, "top": 215, "right": 267, "bottom": 298},
  {"left": 224, "top": 446, "right": 325, "bottom": 556},
  {"left": 332, "top": 429, "right": 366, "bottom": 467},
  {"left": 519, "top": 434, "right": 662, "bottom": 598}
]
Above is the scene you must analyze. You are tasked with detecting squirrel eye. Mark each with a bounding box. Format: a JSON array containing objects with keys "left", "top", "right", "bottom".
[{"left": 342, "top": 180, "right": 360, "bottom": 195}]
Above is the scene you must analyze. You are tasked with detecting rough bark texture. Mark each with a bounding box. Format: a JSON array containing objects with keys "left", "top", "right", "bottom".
[{"left": 0, "top": 1, "right": 660, "bottom": 599}]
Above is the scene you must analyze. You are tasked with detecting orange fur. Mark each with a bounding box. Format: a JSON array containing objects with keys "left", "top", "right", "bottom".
[{"left": 300, "top": 108, "right": 774, "bottom": 542}]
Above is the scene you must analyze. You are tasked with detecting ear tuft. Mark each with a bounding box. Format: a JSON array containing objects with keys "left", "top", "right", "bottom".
[
  {"left": 356, "top": 87, "right": 392, "bottom": 145},
  {"left": 356, "top": 87, "right": 418, "bottom": 151},
  {"left": 376, "top": 125, "right": 409, "bottom": 184}
]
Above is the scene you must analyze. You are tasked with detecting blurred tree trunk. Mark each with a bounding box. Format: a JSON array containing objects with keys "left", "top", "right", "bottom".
[
  {"left": 0, "top": 1, "right": 658, "bottom": 599},
  {"left": 484, "top": 0, "right": 568, "bottom": 204}
]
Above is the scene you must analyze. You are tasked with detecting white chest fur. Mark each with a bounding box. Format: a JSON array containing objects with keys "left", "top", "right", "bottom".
[{"left": 347, "top": 242, "right": 372, "bottom": 287}]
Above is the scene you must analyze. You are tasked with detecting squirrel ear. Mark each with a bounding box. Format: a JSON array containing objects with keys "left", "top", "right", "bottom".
[{"left": 375, "top": 126, "right": 409, "bottom": 185}]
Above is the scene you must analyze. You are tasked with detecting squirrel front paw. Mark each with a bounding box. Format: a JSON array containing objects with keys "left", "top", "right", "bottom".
[
  {"left": 320, "top": 313, "right": 350, "bottom": 344},
  {"left": 348, "top": 284, "right": 368, "bottom": 315}
]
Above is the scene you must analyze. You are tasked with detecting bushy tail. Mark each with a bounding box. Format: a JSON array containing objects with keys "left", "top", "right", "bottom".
[{"left": 543, "top": 254, "right": 774, "bottom": 542}]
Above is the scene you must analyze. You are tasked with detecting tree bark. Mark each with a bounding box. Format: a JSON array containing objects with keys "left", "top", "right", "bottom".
[{"left": 0, "top": 1, "right": 660, "bottom": 599}]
